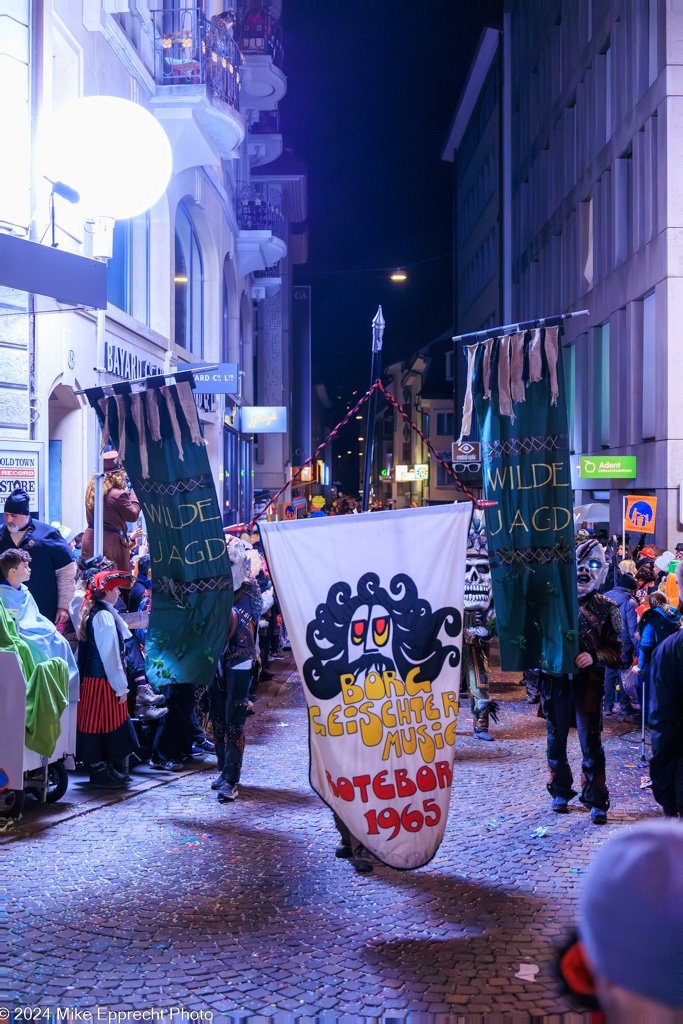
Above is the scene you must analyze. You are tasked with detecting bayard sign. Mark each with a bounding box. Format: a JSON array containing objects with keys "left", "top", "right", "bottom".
[{"left": 260, "top": 502, "right": 470, "bottom": 870}]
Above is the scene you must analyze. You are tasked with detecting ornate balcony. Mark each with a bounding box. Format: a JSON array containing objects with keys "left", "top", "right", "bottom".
[
  {"left": 234, "top": 183, "right": 286, "bottom": 277},
  {"left": 150, "top": 7, "right": 245, "bottom": 165},
  {"left": 235, "top": 6, "right": 286, "bottom": 111}
]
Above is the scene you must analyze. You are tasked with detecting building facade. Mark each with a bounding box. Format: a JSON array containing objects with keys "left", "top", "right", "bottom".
[
  {"left": 507, "top": 0, "right": 681, "bottom": 548},
  {"left": 0, "top": 0, "right": 305, "bottom": 535},
  {"left": 445, "top": 3, "right": 683, "bottom": 548}
]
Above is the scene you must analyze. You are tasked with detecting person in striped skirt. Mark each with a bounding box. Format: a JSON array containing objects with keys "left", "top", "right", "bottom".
[{"left": 77, "top": 569, "right": 139, "bottom": 788}]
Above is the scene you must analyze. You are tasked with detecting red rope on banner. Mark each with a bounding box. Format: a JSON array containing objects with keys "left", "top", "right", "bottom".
[
  {"left": 248, "top": 382, "right": 379, "bottom": 529},
  {"left": 247, "top": 379, "right": 486, "bottom": 530}
]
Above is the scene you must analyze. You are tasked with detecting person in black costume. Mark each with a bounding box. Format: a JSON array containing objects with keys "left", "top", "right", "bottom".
[{"left": 540, "top": 540, "right": 622, "bottom": 824}]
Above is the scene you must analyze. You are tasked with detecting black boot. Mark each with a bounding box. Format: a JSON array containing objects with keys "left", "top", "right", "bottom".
[{"left": 473, "top": 699, "right": 499, "bottom": 741}]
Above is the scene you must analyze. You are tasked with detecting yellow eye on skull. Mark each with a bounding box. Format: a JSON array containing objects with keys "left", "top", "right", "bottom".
[{"left": 351, "top": 619, "right": 367, "bottom": 645}]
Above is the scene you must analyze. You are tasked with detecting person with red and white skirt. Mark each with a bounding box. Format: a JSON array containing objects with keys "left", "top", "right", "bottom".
[{"left": 77, "top": 569, "right": 139, "bottom": 788}]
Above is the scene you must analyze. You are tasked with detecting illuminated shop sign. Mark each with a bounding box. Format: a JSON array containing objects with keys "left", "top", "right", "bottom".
[
  {"left": 395, "top": 464, "right": 429, "bottom": 482},
  {"left": 242, "top": 406, "right": 287, "bottom": 433}
]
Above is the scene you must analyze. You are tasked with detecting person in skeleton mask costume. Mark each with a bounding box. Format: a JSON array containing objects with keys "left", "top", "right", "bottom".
[
  {"left": 461, "top": 513, "right": 500, "bottom": 741},
  {"left": 539, "top": 539, "right": 622, "bottom": 824}
]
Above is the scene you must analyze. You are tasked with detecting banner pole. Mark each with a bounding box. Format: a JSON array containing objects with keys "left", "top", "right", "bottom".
[{"left": 362, "top": 306, "right": 385, "bottom": 512}]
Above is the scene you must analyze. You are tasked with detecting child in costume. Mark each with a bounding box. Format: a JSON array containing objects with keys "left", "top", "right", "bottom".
[
  {"left": 0, "top": 548, "right": 79, "bottom": 703},
  {"left": 76, "top": 569, "right": 140, "bottom": 788}
]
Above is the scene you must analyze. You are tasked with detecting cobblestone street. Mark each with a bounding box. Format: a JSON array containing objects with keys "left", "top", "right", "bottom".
[{"left": 6, "top": 658, "right": 661, "bottom": 1020}]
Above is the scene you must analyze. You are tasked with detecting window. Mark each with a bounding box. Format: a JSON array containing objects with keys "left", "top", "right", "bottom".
[
  {"left": 436, "top": 412, "right": 455, "bottom": 437},
  {"left": 642, "top": 292, "right": 656, "bottom": 439},
  {"left": 107, "top": 213, "right": 150, "bottom": 322},
  {"left": 436, "top": 453, "right": 452, "bottom": 488},
  {"left": 599, "top": 324, "right": 610, "bottom": 447},
  {"left": 649, "top": 0, "right": 659, "bottom": 85},
  {"left": 108, "top": 219, "right": 131, "bottom": 313},
  {"left": 580, "top": 197, "right": 593, "bottom": 289},
  {"left": 175, "top": 201, "right": 203, "bottom": 355},
  {"left": 614, "top": 151, "right": 632, "bottom": 266}
]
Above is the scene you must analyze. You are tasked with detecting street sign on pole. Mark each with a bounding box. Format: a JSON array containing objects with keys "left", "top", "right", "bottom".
[
  {"left": 625, "top": 495, "right": 657, "bottom": 533},
  {"left": 580, "top": 455, "right": 636, "bottom": 479},
  {"left": 183, "top": 362, "right": 238, "bottom": 394}
]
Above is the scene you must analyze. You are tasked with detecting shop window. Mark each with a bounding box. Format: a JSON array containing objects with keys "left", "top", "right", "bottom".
[{"left": 175, "top": 201, "right": 203, "bottom": 355}]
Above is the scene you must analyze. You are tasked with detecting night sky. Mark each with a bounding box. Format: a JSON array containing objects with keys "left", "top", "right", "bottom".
[{"left": 281, "top": 0, "right": 502, "bottom": 398}]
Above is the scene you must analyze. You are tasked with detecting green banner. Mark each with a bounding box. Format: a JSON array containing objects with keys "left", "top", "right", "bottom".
[
  {"left": 91, "top": 381, "right": 233, "bottom": 686},
  {"left": 462, "top": 326, "right": 579, "bottom": 675},
  {"left": 580, "top": 455, "right": 636, "bottom": 478}
]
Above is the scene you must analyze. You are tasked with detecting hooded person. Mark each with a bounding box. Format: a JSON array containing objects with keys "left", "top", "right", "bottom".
[
  {"left": 0, "top": 548, "right": 79, "bottom": 704},
  {"left": 559, "top": 821, "right": 682, "bottom": 1016},
  {"left": 538, "top": 539, "right": 622, "bottom": 824},
  {"left": 208, "top": 538, "right": 263, "bottom": 803},
  {"left": 80, "top": 451, "right": 140, "bottom": 576},
  {"left": 76, "top": 568, "right": 140, "bottom": 788}
]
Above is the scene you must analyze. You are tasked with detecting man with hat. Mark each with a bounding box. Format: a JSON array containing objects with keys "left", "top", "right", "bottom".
[
  {"left": 0, "top": 488, "right": 75, "bottom": 624},
  {"left": 81, "top": 451, "right": 140, "bottom": 576}
]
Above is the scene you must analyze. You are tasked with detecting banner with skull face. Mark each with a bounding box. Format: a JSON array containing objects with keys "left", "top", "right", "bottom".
[{"left": 259, "top": 502, "right": 471, "bottom": 870}]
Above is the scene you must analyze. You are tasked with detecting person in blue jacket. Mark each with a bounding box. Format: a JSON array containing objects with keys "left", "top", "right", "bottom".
[
  {"left": 648, "top": 565, "right": 683, "bottom": 817},
  {"left": 634, "top": 591, "right": 680, "bottom": 675}
]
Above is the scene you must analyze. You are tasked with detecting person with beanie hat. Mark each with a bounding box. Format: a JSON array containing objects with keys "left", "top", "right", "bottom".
[
  {"left": 559, "top": 821, "right": 683, "bottom": 1016},
  {"left": 648, "top": 562, "right": 683, "bottom": 817},
  {"left": 0, "top": 488, "right": 75, "bottom": 624},
  {"left": 603, "top": 572, "right": 640, "bottom": 716}
]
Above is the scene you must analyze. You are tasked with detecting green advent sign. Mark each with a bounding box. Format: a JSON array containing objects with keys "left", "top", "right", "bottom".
[{"left": 580, "top": 456, "right": 637, "bottom": 479}]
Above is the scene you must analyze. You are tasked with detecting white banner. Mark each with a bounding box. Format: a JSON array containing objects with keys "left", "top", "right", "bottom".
[{"left": 260, "top": 502, "right": 470, "bottom": 869}]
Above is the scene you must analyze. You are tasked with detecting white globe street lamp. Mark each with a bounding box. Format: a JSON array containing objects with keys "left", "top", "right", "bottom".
[
  {"left": 39, "top": 96, "right": 172, "bottom": 558},
  {"left": 39, "top": 96, "right": 172, "bottom": 222}
]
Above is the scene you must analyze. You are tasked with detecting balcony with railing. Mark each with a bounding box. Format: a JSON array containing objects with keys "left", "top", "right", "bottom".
[
  {"left": 248, "top": 107, "right": 282, "bottom": 167},
  {"left": 234, "top": 183, "right": 286, "bottom": 277},
  {"left": 150, "top": 7, "right": 245, "bottom": 162},
  {"left": 252, "top": 259, "right": 282, "bottom": 299},
  {"left": 235, "top": 6, "right": 286, "bottom": 111}
]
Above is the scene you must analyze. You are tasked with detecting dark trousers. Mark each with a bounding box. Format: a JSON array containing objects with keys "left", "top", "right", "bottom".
[
  {"left": 153, "top": 684, "right": 195, "bottom": 761},
  {"left": 210, "top": 668, "right": 251, "bottom": 785},
  {"left": 541, "top": 674, "right": 610, "bottom": 810}
]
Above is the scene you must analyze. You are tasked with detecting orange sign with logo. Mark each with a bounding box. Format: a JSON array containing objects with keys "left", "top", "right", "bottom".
[{"left": 625, "top": 495, "right": 657, "bottom": 534}]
